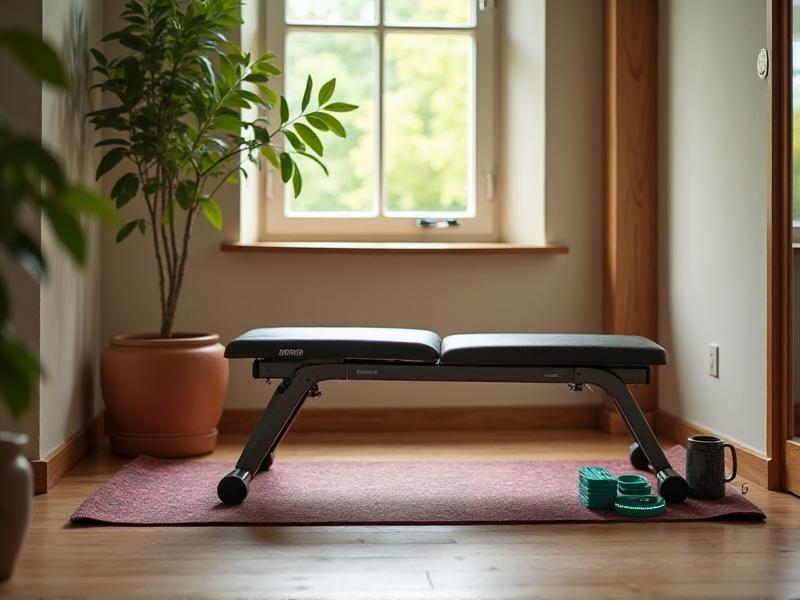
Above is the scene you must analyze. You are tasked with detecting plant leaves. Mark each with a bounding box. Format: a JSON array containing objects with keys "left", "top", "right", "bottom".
[
  {"left": 0, "top": 28, "right": 67, "bottom": 87},
  {"left": 280, "top": 96, "right": 289, "bottom": 124},
  {"left": 213, "top": 114, "right": 241, "bottom": 133},
  {"left": 291, "top": 166, "right": 302, "bottom": 197},
  {"left": 175, "top": 180, "right": 196, "bottom": 210},
  {"left": 301, "top": 75, "right": 312, "bottom": 111},
  {"left": 115, "top": 220, "right": 138, "bottom": 243},
  {"left": 324, "top": 102, "right": 358, "bottom": 112},
  {"left": 314, "top": 113, "right": 346, "bottom": 137},
  {"left": 305, "top": 114, "right": 329, "bottom": 131},
  {"left": 279, "top": 152, "right": 294, "bottom": 183},
  {"left": 64, "top": 186, "right": 122, "bottom": 227},
  {"left": 110, "top": 172, "right": 139, "bottom": 208},
  {"left": 318, "top": 78, "right": 335, "bottom": 105},
  {"left": 260, "top": 145, "right": 280, "bottom": 169},
  {"left": 293, "top": 123, "right": 323, "bottom": 156},
  {"left": 298, "top": 151, "right": 329, "bottom": 176},
  {"left": 95, "top": 147, "right": 127, "bottom": 180},
  {"left": 283, "top": 130, "right": 305, "bottom": 152},
  {"left": 0, "top": 329, "right": 41, "bottom": 419},
  {"left": 200, "top": 197, "right": 223, "bottom": 230}
]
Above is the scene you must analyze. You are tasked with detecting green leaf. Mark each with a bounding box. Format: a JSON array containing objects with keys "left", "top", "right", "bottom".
[
  {"left": 293, "top": 123, "right": 323, "bottom": 156},
  {"left": 324, "top": 102, "right": 358, "bottom": 112},
  {"left": 0, "top": 330, "right": 41, "bottom": 419},
  {"left": 115, "top": 220, "right": 138, "bottom": 243},
  {"left": 305, "top": 114, "right": 329, "bottom": 131},
  {"left": 200, "top": 197, "right": 223, "bottom": 230},
  {"left": 15, "top": 138, "right": 64, "bottom": 189},
  {"left": 95, "top": 147, "right": 127, "bottom": 180},
  {"left": 280, "top": 96, "right": 289, "bottom": 124},
  {"left": 90, "top": 48, "right": 107, "bottom": 67},
  {"left": 318, "top": 78, "right": 336, "bottom": 105},
  {"left": 298, "top": 151, "right": 329, "bottom": 176},
  {"left": 260, "top": 145, "right": 280, "bottom": 169},
  {"left": 279, "top": 152, "right": 294, "bottom": 183},
  {"left": 110, "top": 172, "right": 139, "bottom": 208},
  {"left": 175, "top": 180, "right": 196, "bottom": 210},
  {"left": 291, "top": 166, "right": 302, "bottom": 197},
  {"left": 197, "top": 55, "right": 216, "bottom": 89},
  {"left": 64, "top": 186, "right": 122, "bottom": 227},
  {"left": 213, "top": 114, "right": 242, "bottom": 133},
  {"left": 137, "top": 219, "right": 146, "bottom": 234},
  {"left": 0, "top": 28, "right": 67, "bottom": 87},
  {"left": 283, "top": 130, "right": 305, "bottom": 152},
  {"left": 301, "top": 75, "right": 312, "bottom": 111},
  {"left": 43, "top": 204, "right": 85, "bottom": 263},
  {"left": 162, "top": 199, "right": 174, "bottom": 225},
  {"left": 314, "top": 113, "right": 346, "bottom": 137}
]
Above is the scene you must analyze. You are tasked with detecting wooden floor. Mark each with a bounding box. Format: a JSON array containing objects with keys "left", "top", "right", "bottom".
[{"left": 2, "top": 429, "right": 800, "bottom": 599}]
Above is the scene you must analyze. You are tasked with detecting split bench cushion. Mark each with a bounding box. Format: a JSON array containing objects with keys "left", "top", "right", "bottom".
[
  {"left": 439, "top": 333, "right": 667, "bottom": 367},
  {"left": 225, "top": 327, "right": 668, "bottom": 368},
  {"left": 224, "top": 327, "right": 442, "bottom": 363}
]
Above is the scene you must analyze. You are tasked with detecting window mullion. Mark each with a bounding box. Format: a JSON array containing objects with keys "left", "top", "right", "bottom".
[{"left": 377, "top": 0, "right": 386, "bottom": 220}]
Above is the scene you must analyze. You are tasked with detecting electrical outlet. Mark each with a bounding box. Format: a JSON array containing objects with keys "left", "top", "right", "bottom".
[{"left": 708, "top": 344, "right": 719, "bottom": 378}]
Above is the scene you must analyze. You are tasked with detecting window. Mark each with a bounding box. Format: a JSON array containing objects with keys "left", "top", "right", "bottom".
[{"left": 263, "top": 0, "right": 497, "bottom": 241}]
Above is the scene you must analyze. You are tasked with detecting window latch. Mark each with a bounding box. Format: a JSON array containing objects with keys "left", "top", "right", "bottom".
[
  {"left": 479, "top": 0, "right": 496, "bottom": 11},
  {"left": 416, "top": 218, "right": 460, "bottom": 229}
]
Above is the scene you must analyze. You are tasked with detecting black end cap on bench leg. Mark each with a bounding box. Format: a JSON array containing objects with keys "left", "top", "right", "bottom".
[
  {"left": 217, "top": 468, "right": 252, "bottom": 505},
  {"left": 657, "top": 468, "right": 690, "bottom": 504}
]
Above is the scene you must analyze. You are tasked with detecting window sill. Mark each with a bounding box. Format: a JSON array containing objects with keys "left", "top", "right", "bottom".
[{"left": 220, "top": 241, "right": 569, "bottom": 255}]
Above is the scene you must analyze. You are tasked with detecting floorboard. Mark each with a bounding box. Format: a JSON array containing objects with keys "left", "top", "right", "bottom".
[{"left": 2, "top": 429, "right": 799, "bottom": 599}]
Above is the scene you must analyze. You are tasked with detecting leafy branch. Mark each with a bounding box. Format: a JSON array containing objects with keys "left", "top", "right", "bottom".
[{"left": 89, "top": 0, "right": 357, "bottom": 338}]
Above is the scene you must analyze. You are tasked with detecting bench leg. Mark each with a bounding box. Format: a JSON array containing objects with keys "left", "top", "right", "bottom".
[
  {"left": 579, "top": 368, "right": 689, "bottom": 503},
  {"left": 217, "top": 375, "right": 312, "bottom": 505}
]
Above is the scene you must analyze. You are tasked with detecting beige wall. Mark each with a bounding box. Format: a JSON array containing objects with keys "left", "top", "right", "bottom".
[
  {"left": 100, "top": 0, "right": 606, "bottom": 410},
  {"left": 658, "top": 0, "right": 769, "bottom": 452},
  {"left": 0, "top": 0, "right": 104, "bottom": 459},
  {"left": 39, "top": 0, "right": 104, "bottom": 457}
]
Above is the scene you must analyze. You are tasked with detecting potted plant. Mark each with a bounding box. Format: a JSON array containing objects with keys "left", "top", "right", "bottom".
[
  {"left": 0, "top": 28, "right": 116, "bottom": 580},
  {"left": 89, "top": 0, "right": 355, "bottom": 457}
]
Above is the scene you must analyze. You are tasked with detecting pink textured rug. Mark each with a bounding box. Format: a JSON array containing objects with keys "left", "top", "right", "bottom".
[{"left": 70, "top": 446, "right": 764, "bottom": 526}]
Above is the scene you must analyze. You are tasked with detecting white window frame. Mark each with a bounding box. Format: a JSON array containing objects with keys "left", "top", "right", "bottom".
[{"left": 261, "top": 0, "right": 497, "bottom": 242}]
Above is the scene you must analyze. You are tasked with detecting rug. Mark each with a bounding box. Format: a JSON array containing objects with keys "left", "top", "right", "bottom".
[{"left": 70, "top": 446, "right": 765, "bottom": 525}]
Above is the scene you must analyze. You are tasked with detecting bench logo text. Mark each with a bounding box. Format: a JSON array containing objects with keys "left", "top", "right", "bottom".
[{"left": 278, "top": 348, "right": 304, "bottom": 357}]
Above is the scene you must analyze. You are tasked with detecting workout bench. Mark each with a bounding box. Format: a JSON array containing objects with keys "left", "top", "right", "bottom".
[{"left": 218, "top": 327, "right": 689, "bottom": 505}]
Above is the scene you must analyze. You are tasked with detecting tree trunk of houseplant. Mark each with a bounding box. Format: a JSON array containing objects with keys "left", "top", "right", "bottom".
[
  {"left": 101, "top": 333, "right": 228, "bottom": 457},
  {"left": 0, "top": 432, "right": 33, "bottom": 581}
]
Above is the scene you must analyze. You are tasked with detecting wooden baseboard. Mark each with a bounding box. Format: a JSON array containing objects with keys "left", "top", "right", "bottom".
[
  {"left": 219, "top": 404, "right": 602, "bottom": 434},
  {"left": 653, "top": 409, "right": 774, "bottom": 488},
  {"left": 30, "top": 413, "right": 105, "bottom": 494},
  {"left": 599, "top": 408, "right": 654, "bottom": 434}
]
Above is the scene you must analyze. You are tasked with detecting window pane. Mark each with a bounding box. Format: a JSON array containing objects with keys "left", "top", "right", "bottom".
[
  {"left": 285, "top": 32, "right": 377, "bottom": 214},
  {"left": 384, "top": 0, "right": 474, "bottom": 27},
  {"left": 285, "top": 0, "right": 377, "bottom": 25},
  {"left": 384, "top": 33, "right": 472, "bottom": 214}
]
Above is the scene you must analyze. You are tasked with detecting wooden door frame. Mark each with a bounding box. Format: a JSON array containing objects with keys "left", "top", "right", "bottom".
[{"left": 768, "top": 0, "right": 797, "bottom": 492}]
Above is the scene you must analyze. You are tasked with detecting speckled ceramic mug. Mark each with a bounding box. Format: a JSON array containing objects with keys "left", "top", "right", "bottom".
[{"left": 685, "top": 435, "right": 737, "bottom": 500}]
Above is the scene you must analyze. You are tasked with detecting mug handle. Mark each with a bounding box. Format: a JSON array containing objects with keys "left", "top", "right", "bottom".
[{"left": 724, "top": 443, "right": 737, "bottom": 482}]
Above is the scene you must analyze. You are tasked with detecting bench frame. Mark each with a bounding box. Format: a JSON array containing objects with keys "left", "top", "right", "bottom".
[{"left": 218, "top": 360, "right": 690, "bottom": 505}]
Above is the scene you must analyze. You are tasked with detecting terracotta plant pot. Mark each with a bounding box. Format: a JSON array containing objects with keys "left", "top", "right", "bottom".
[
  {"left": 0, "top": 432, "right": 32, "bottom": 581},
  {"left": 101, "top": 333, "right": 228, "bottom": 457}
]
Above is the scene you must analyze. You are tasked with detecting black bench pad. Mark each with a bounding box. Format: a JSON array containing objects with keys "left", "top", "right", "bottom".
[
  {"left": 440, "top": 334, "right": 667, "bottom": 367},
  {"left": 224, "top": 327, "right": 442, "bottom": 363}
]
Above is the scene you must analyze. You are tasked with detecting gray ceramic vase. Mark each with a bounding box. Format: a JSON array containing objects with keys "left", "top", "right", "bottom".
[{"left": 0, "top": 432, "right": 33, "bottom": 581}]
